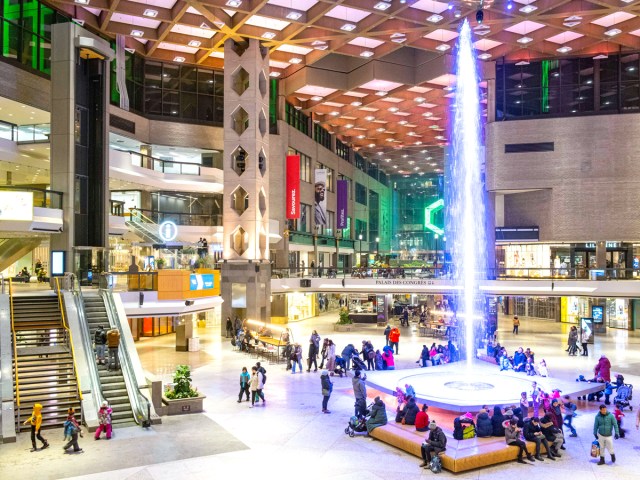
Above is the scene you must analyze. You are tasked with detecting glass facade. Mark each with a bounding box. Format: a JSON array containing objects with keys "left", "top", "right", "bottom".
[{"left": 497, "top": 54, "right": 640, "bottom": 120}]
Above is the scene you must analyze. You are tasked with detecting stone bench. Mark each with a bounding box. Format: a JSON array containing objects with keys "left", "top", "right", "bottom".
[{"left": 369, "top": 420, "right": 546, "bottom": 473}]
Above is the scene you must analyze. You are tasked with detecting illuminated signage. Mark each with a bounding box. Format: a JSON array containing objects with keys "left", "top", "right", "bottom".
[
  {"left": 190, "top": 273, "right": 214, "bottom": 291},
  {"left": 424, "top": 198, "right": 444, "bottom": 236},
  {"left": 585, "top": 242, "right": 620, "bottom": 249},
  {"left": 0, "top": 191, "right": 33, "bottom": 221},
  {"left": 159, "top": 221, "right": 178, "bottom": 242}
]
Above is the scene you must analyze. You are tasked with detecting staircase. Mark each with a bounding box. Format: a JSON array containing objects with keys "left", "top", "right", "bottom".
[
  {"left": 12, "top": 295, "right": 81, "bottom": 431},
  {"left": 0, "top": 238, "right": 42, "bottom": 272},
  {"left": 83, "top": 293, "right": 135, "bottom": 425}
]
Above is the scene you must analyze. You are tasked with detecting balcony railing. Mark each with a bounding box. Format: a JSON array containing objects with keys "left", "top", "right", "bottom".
[
  {"left": 17, "top": 124, "right": 50, "bottom": 144},
  {"left": 287, "top": 230, "right": 356, "bottom": 249},
  {"left": 130, "top": 151, "right": 201, "bottom": 175},
  {"left": 0, "top": 185, "right": 62, "bottom": 209},
  {"left": 0, "top": 120, "right": 17, "bottom": 141},
  {"left": 130, "top": 208, "right": 222, "bottom": 227}
]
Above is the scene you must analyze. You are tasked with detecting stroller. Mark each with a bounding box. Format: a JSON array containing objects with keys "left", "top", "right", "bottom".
[
  {"left": 351, "top": 353, "right": 367, "bottom": 371},
  {"left": 614, "top": 384, "right": 633, "bottom": 411},
  {"left": 344, "top": 402, "right": 372, "bottom": 437}
]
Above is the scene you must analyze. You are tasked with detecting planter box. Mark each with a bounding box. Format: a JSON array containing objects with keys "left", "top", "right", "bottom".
[
  {"left": 162, "top": 394, "right": 206, "bottom": 415},
  {"left": 334, "top": 324, "right": 353, "bottom": 332}
]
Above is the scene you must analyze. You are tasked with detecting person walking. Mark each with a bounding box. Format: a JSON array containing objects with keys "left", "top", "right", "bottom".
[
  {"left": 94, "top": 401, "right": 113, "bottom": 440},
  {"left": 567, "top": 326, "right": 579, "bottom": 356},
  {"left": 106, "top": 327, "right": 121, "bottom": 371},
  {"left": 94, "top": 325, "right": 107, "bottom": 365},
  {"left": 389, "top": 326, "right": 400, "bottom": 355},
  {"left": 249, "top": 366, "right": 265, "bottom": 407},
  {"left": 62, "top": 408, "right": 83, "bottom": 453},
  {"left": 237, "top": 367, "right": 251, "bottom": 403},
  {"left": 512, "top": 316, "right": 520, "bottom": 334},
  {"left": 319, "top": 338, "right": 329, "bottom": 369},
  {"left": 225, "top": 317, "right": 233, "bottom": 338},
  {"left": 562, "top": 395, "right": 578, "bottom": 437},
  {"left": 352, "top": 370, "right": 367, "bottom": 417},
  {"left": 23, "top": 403, "right": 49, "bottom": 452},
  {"left": 291, "top": 343, "right": 303, "bottom": 373},
  {"left": 308, "top": 330, "right": 320, "bottom": 372},
  {"left": 593, "top": 404, "right": 619, "bottom": 465},
  {"left": 320, "top": 370, "right": 333, "bottom": 413},
  {"left": 384, "top": 324, "right": 391, "bottom": 347},
  {"left": 419, "top": 420, "right": 447, "bottom": 468}
]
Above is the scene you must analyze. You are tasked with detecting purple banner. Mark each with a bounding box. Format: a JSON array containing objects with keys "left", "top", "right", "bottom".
[{"left": 337, "top": 179, "right": 348, "bottom": 229}]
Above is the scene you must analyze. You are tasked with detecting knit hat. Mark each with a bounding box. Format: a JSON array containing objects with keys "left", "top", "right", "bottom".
[
  {"left": 321, "top": 370, "right": 329, "bottom": 376},
  {"left": 464, "top": 412, "right": 473, "bottom": 420},
  {"left": 101, "top": 400, "right": 109, "bottom": 407},
  {"left": 428, "top": 420, "right": 437, "bottom": 430}
]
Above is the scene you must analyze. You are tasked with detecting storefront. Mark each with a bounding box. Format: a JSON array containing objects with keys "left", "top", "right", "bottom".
[
  {"left": 127, "top": 309, "right": 219, "bottom": 341},
  {"left": 561, "top": 296, "right": 633, "bottom": 330},
  {"left": 287, "top": 291, "right": 315, "bottom": 321}
]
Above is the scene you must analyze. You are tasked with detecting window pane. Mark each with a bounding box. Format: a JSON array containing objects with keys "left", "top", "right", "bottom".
[
  {"left": 145, "top": 88, "right": 162, "bottom": 115},
  {"left": 181, "top": 92, "right": 197, "bottom": 119},
  {"left": 197, "top": 68, "right": 214, "bottom": 94},
  {"left": 145, "top": 61, "right": 162, "bottom": 89},
  {"left": 162, "top": 90, "right": 179, "bottom": 116},
  {"left": 180, "top": 65, "right": 197, "bottom": 92},
  {"left": 162, "top": 63, "right": 180, "bottom": 90},
  {"left": 197, "top": 94, "right": 214, "bottom": 122}
]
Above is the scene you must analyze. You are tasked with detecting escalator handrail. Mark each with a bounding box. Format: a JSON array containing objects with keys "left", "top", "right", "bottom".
[
  {"left": 55, "top": 277, "right": 84, "bottom": 425},
  {"left": 71, "top": 279, "right": 107, "bottom": 422},
  {"left": 100, "top": 286, "right": 151, "bottom": 426},
  {"left": 9, "top": 279, "right": 20, "bottom": 408}
]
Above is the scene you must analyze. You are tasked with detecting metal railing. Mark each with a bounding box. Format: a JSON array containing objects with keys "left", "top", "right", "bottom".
[
  {"left": 130, "top": 151, "right": 201, "bottom": 175},
  {"left": 129, "top": 207, "right": 221, "bottom": 227},
  {"left": 272, "top": 266, "right": 447, "bottom": 279},
  {"left": 0, "top": 185, "right": 63, "bottom": 209},
  {"left": 55, "top": 277, "right": 84, "bottom": 424},
  {"left": 9, "top": 279, "right": 20, "bottom": 425},
  {"left": 16, "top": 123, "right": 50, "bottom": 144},
  {"left": 100, "top": 285, "right": 151, "bottom": 427},
  {"left": 100, "top": 272, "right": 158, "bottom": 292},
  {"left": 0, "top": 119, "right": 17, "bottom": 141},
  {"left": 490, "top": 267, "right": 640, "bottom": 280}
]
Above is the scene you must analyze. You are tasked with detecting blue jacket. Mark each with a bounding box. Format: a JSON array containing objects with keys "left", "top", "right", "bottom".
[{"left": 240, "top": 371, "right": 250, "bottom": 387}]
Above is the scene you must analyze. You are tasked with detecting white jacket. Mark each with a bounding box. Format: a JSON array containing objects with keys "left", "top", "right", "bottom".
[{"left": 250, "top": 371, "right": 264, "bottom": 390}]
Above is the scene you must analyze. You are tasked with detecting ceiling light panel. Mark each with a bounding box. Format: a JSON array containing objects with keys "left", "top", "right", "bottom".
[
  {"left": 111, "top": 14, "right": 160, "bottom": 29},
  {"left": 344, "top": 91, "right": 369, "bottom": 98},
  {"left": 269, "top": 60, "right": 290, "bottom": 69},
  {"left": 276, "top": 44, "right": 313, "bottom": 55},
  {"left": 245, "top": 15, "right": 290, "bottom": 31},
  {"left": 409, "top": 0, "right": 449, "bottom": 14},
  {"left": 423, "top": 29, "right": 458, "bottom": 41},
  {"left": 157, "top": 42, "right": 198, "bottom": 54},
  {"left": 267, "top": 0, "right": 317, "bottom": 10},
  {"left": 325, "top": 5, "right": 371, "bottom": 23},
  {"left": 545, "top": 31, "right": 583, "bottom": 44},
  {"left": 143, "top": 9, "right": 158, "bottom": 17},
  {"left": 504, "top": 20, "right": 546, "bottom": 35},
  {"left": 381, "top": 97, "right": 403, "bottom": 103},
  {"left": 473, "top": 39, "right": 502, "bottom": 51},
  {"left": 592, "top": 12, "right": 635, "bottom": 27},
  {"left": 358, "top": 79, "right": 404, "bottom": 92},
  {"left": 348, "top": 37, "right": 385, "bottom": 48},
  {"left": 408, "top": 86, "right": 432, "bottom": 93},
  {"left": 519, "top": 5, "right": 537, "bottom": 13},
  {"left": 426, "top": 14, "right": 443, "bottom": 23},
  {"left": 295, "top": 85, "right": 338, "bottom": 96},
  {"left": 171, "top": 24, "right": 215, "bottom": 39}
]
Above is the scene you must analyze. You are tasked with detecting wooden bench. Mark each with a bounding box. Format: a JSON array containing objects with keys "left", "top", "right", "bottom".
[{"left": 369, "top": 421, "right": 546, "bottom": 473}]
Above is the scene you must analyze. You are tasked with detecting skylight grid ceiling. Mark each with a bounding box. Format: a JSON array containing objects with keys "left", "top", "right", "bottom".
[{"left": 54, "top": 0, "right": 640, "bottom": 174}]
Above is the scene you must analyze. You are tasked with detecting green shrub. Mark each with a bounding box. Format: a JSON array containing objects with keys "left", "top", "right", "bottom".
[
  {"left": 336, "top": 307, "right": 352, "bottom": 325},
  {"left": 165, "top": 365, "right": 199, "bottom": 399}
]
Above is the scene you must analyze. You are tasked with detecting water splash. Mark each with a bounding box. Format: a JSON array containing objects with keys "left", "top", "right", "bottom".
[{"left": 446, "top": 19, "right": 487, "bottom": 367}]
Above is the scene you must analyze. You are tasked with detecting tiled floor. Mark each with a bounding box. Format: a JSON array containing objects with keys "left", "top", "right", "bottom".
[{"left": 3, "top": 311, "right": 640, "bottom": 480}]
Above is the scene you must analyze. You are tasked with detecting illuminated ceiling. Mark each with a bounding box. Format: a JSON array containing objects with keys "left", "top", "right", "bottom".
[{"left": 50, "top": 0, "right": 640, "bottom": 174}]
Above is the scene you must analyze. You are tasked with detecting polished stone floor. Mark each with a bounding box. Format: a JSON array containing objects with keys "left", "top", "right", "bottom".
[{"left": 3, "top": 311, "right": 640, "bottom": 480}]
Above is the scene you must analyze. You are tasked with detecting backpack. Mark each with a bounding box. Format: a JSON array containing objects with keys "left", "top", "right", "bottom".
[
  {"left": 368, "top": 349, "right": 375, "bottom": 360},
  {"left": 94, "top": 329, "right": 105, "bottom": 345},
  {"left": 429, "top": 456, "right": 443, "bottom": 473},
  {"left": 259, "top": 368, "right": 266, "bottom": 384},
  {"left": 462, "top": 424, "right": 476, "bottom": 439},
  {"left": 64, "top": 419, "right": 79, "bottom": 437}
]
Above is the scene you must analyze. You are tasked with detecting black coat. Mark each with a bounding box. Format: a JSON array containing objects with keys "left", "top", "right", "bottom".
[
  {"left": 476, "top": 412, "right": 493, "bottom": 437},
  {"left": 398, "top": 398, "right": 419, "bottom": 425},
  {"left": 491, "top": 407, "right": 506, "bottom": 437},
  {"left": 453, "top": 417, "right": 475, "bottom": 440}
]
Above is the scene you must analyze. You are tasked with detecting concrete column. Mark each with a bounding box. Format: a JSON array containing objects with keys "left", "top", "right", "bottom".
[{"left": 596, "top": 241, "right": 607, "bottom": 269}]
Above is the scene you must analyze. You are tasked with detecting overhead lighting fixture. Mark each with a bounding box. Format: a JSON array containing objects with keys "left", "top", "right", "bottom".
[
  {"left": 414, "top": 97, "right": 425, "bottom": 103},
  {"left": 563, "top": 21, "right": 580, "bottom": 28},
  {"left": 454, "top": 10, "right": 461, "bottom": 18},
  {"left": 365, "top": 115, "right": 375, "bottom": 121},
  {"left": 225, "top": 0, "right": 242, "bottom": 7},
  {"left": 506, "top": 1, "right": 513, "bottom": 10},
  {"left": 188, "top": 40, "right": 202, "bottom": 47},
  {"left": 422, "top": 112, "right": 433, "bottom": 117},
  {"left": 604, "top": 28, "right": 622, "bottom": 37},
  {"left": 200, "top": 22, "right": 211, "bottom": 29},
  {"left": 426, "top": 14, "right": 443, "bottom": 23},
  {"left": 174, "top": 56, "right": 185, "bottom": 63},
  {"left": 360, "top": 50, "right": 374, "bottom": 58},
  {"left": 475, "top": 25, "right": 491, "bottom": 36},
  {"left": 341, "top": 23, "right": 357, "bottom": 32},
  {"left": 130, "top": 29, "right": 144, "bottom": 37},
  {"left": 376, "top": 127, "right": 385, "bottom": 132},
  {"left": 390, "top": 33, "right": 406, "bottom": 43},
  {"left": 519, "top": 5, "right": 537, "bottom": 13},
  {"left": 270, "top": 71, "right": 281, "bottom": 77},
  {"left": 515, "top": 60, "right": 530, "bottom": 66},
  {"left": 294, "top": 105, "right": 302, "bottom": 110},
  {"left": 374, "top": 1, "right": 392, "bottom": 11},
  {"left": 399, "top": 120, "right": 408, "bottom": 125},
  {"left": 345, "top": 124, "right": 354, "bottom": 128},
  {"left": 557, "top": 46, "right": 572, "bottom": 54},
  {"left": 351, "top": 101, "right": 362, "bottom": 106},
  {"left": 476, "top": 10, "right": 484, "bottom": 23},
  {"left": 375, "top": 91, "right": 388, "bottom": 96},
  {"left": 143, "top": 9, "right": 158, "bottom": 17},
  {"left": 478, "top": 53, "right": 492, "bottom": 60},
  {"left": 289, "top": 57, "right": 302, "bottom": 64},
  {"left": 73, "top": 0, "right": 90, "bottom": 4},
  {"left": 388, "top": 107, "right": 399, "bottom": 112},
  {"left": 436, "top": 44, "right": 450, "bottom": 52},
  {"left": 517, "top": 36, "right": 533, "bottom": 44},
  {"left": 310, "top": 96, "right": 323, "bottom": 101},
  {"left": 286, "top": 11, "right": 302, "bottom": 21},
  {"left": 262, "top": 31, "right": 276, "bottom": 39},
  {"left": 593, "top": 54, "right": 608, "bottom": 60},
  {"left": 330, "top": 111, "right": 340, "bottom": 116}
]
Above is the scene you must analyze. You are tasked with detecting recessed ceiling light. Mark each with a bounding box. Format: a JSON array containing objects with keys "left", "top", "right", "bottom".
[
  {"left": 143, "top": 8, "right": 158, "bottom": 17},
  {"left": 262, "top": 31, "right": 276, "bottom": 39},
  {"left": 360, "top": 50, "right": 374, "bottom": 58},
  {"left": 478, "top": 53, "right": 492, "bottom": 60},
  {"left": 289, "top": 57, "right": 302, "bottom": 64},
  {"left": 519, "top": 5, "right": 537, "bottom": 13},
  {"left": 563, "top": 21, "right": 580, "bottom": 28},
  {"left": 357, "top": 134, "right": 365, "bottom": 139},
  {"left": 374, "top": 1, "right": 392, "bottom": 11},
  {"left": 515, "top": 60, "right": 530, "bottom": 66},
  {"left": 390, "top": 33, "right": 406, "bottom": 43},
  {"left": 376, "top": 127, "right": 385, "bottom": 132},
  {"left": 399, "top": 120, "right": 408, "bottom": 125},
  {"left": 414, "top": 97, "right": 425, "bottom": 103},
  {"left": 365, "top": 115, "right": 375, "bottom": 121},
  {"left": 388, "top": 107, "right": 399, "bottom": 112},
  {"left": 286, "top": 11, "right": 302, "bottom": 21},
  {"left": 310, "top": 96, "right": 322, "bottom": 101},
  {"left": 73, "top": 0, "right": 89, "bottom": 4},
  {"left": 351, "top": 101, "right": 362, "bottom": 106},
  {"left": 345, "top": 123, "right": 354, "bottom": 128},
  {"left": 188, "top": 40, "right": 202, "bottom": 47},
  {"left": 375, "top": 91, "right": 388, "bottom": 96},
  {"left": 341, "top": 23, "right": 357, "bottom": 32},
  {"left": 517, "top": 36, "right": 533, "bottom": 44},
  {"left": 130, "top": 30, "right": 144, "bottom": 37},
  {"left": 593, "top": 54, "right": 608, "bottom": 60},
  {"left": 604, "top": 28, "right": 622, "bottom": 37},
  {"left": 422, "top": 112, "right": 433, "bottom": 117},
  {"left": 427, "top": 14, "right": 443, "bottom": 23},
  {"left": 294, "top": 105, "right": 302, "bottom": 111},
  {"left": 330, "top": 111, "right": 340, "bottom": 116},
  {"left": 270, "top": 71, "right": 281, "bottom": 77},
  {"left": 200, "top": 22, "right": 211, "bottom": 29},
  {"left": 436, "top": 44, "right": 450, "bottom": 52},
  {"left": 225, "top": 0, "right": 242, "bottom": 7},
  {"left": 557, "top": 46, "right": 572, "bottom": 54}
]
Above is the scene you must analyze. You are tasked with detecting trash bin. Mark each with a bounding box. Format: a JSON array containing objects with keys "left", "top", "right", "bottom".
[{"left": 188, "top": 337, "right": 200, "bottom": 352}]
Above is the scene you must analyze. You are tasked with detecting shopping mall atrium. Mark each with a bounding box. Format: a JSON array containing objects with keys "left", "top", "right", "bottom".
[{"left": 1, "top": 0, "right": 640, "bottom": 478}]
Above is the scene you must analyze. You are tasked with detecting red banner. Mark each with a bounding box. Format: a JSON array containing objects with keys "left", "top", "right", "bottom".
[{"left": 286, "top": 155, "right": 300, "bottom": 219}]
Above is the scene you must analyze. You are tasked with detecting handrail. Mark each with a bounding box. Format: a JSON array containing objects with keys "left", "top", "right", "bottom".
[
  {"left": 129, "top": 150, "right": 201, "bottom": 176},
  {"left": 9, "top": 279, "right": 19, "bottom": 410},
  {"left": 55, "top": 277, "right": 84, "bottom": 421}
]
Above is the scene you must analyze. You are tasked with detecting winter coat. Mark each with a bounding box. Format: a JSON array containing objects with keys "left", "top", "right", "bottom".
[
  {"left": 415, "top": 411, "right": 430, "bottom": 431},
  {"left": 310, "top": 333, "right": 321, "bottom": 350},
  {"left": 420, "top": 347, "right": 429, "bottom": 360},
  {"left": 513, "top": 352, "right": 526, "bottom": 371},
  {"left": 98, "top": 406, "right": 112, "bottom": 425},
  {"left": 342, "top": 344, "right": 356, "bottom": 359},
  {"left": 397, "top": 398, "right": 419, "bottom": 425},
  {"left": 374, "top": 352, "right": 384, "bottom": 370},
  {"left": 240, "top": 371, "right": 251, "bottom": 387},
  {"left": 568, "top": 329, "right": 578, "bottom": 346},
  {"left": 476, "top": 412, "right": 493, "bottom": 437},
  {"left": 384, "top": 326, "right": 391, "bottom": 339},
  {"left": 427, "top": 427, "right": 447, "bottom": 450},
  {"left": 453, "top": 417, "right": 475, "bottom": 440},
  {"left": 24, "top": 403, "right": 43, "bottom": 430},
  {"left": 389, "top": 328, "right": 400, "bottom": 343},
  {"left": 504, "top": 425, "right": 521, "bottom": 445},
  {"left": 352, "top": 376, "right": 367, "bottom": 400},
  {"left": 250, "top": 371, "right": 264, "bottom": 391},
  {"left": 321, "top": 373, "right": 333, "bottom": 396},
  {"left": 540, "top": 415, "right": 561, "bottom": 441},
  {"left": 366, "top": 398, "right": 388, "bottom": 433},
  {"left": 491, "top": 407, "right": 506, "bottom": 436},
  {"left": 595, "top": 357, "right": 612, "bottom": 382},
  {"left": 523, "top": 419, "right": 542, "bottom": 441},
  {"left": 382, "top": 351, "right": 395, "bottom": 368},
  {"left": 594, "top": 411, "right": 620, "bottom": 437}
]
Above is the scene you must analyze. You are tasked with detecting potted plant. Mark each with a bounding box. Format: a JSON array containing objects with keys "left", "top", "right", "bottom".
[
  {"left": 162, "top": 365, "right": 205, "bottom": 415},
  {"left": 156, "top": 258, "right": 166, "bottom": 270},
  {"left": 334, "top": 307, "right": 353, "bottom": 332}
]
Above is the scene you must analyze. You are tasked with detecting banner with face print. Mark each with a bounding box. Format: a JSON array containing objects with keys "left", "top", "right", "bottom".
[
  {"left": 286, "top": 155, "right": 300, "bottom": 219},
  {"left": 314, "top": 169, "right": 327, "bottom": 226}
]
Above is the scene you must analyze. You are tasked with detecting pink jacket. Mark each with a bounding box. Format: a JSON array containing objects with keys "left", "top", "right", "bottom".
[{"left": 383, "top": 351, "right": 395, "bottom": 367}]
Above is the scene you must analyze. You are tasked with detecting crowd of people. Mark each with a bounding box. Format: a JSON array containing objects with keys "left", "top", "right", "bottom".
[{"left": 491, "top": 342, "right": 549, "bottom": 377}]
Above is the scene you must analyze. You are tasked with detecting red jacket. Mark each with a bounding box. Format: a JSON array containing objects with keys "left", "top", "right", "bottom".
[
  {"left": 389, "top": 328, "right": 400, "bottom": 343},
  {"left": 594, "top": 357, "right": 611, "bottom": 382},
  {"left": 415, "top": 411, "right": 429, "bottom": 430}
]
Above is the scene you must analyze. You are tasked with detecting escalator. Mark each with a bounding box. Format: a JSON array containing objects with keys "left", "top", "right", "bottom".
[
  {"left": 0, "top": 238, "right": 42, "bottom": 273},
  {"left": 125, "top": 210, "right": 164, "bottom": 244}
]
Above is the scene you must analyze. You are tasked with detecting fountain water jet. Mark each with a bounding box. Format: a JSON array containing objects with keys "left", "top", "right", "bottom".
[{"left": 446, "top": 19, "right": 488, "bottom": 368}]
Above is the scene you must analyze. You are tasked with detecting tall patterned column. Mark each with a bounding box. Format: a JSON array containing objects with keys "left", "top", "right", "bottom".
[{"left": 220, "top": 39, "right": 271, "bottom": 326}]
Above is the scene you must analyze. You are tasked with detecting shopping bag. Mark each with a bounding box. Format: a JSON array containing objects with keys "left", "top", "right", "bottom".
[{"left": 591, "top": 440, "right": 600, "bottom": 458}]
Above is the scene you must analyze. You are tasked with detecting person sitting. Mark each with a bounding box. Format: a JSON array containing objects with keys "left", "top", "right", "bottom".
[
  {"left": 453, "top": 412, "right": 476, "bottom": 440},
  {"left": 476, "top": 408, "right": 493, "bottom": 437},
  {"left": 540, "top": 412, "right": 564, "bottom": 457},
  {"left": 396, "top": 396, "right": 419, "bottom": 425},
  {"left": 415, "top": 404, "right": 430, "bottom": 432},
  {"left": 382, "top": 348, "right": 395, "bottom": 370},
  {"left": 419, "top": 421, "right": 447, "bottom": 469},
  {"left": 525, "top": 356, "right": 536, "bottom": 376},
  {"left": 499, "top": 351, "right": 512, "bottom": 371},
  {"left": 523, "top": 417, "right": 554, "bottom": 461},
  {"left": 374, "top": 350, "right": 384, "bottom": 371},
  {"left": 492, "top": 406, "right": 506, "bottom": 436},
  {"left": 513, "top": 347, "right": 527, "bottom": 372},
  {"left": 366, "top": 396, "right": 388, "bottom": 434},
  {"left": 394, "top": 387, "right": 406, "bottom": 408},
  {"left": 505, "top": 418, "right": 534, "bottom": 464}
]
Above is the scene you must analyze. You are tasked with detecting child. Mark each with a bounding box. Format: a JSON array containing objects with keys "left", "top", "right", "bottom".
[
  {"left": 62, "top": 407, "right": 83, "bottom": 453},
  {"left": 394, "top": 387, "right": 406, "bottom": 408},
  {"left": 614, "top": 404, "right": 626, "bottom": 438},
  {"left": 525, "top": 356, "right": 536, "bottom": 376},
  {"left": 23, "top": 403, "right": 49, "bottom": 452},
  {"left": 519, "top": 392, "right": 529, "bottom": 419},
  {"left": 537, "top": 358, "right": 548, "bottom": 377},
  {"left": 95, "top": 401, "right": 113, "bottom": 440},
  {"left": 405, "top": 384, "right": 416, "bottom": 399}
]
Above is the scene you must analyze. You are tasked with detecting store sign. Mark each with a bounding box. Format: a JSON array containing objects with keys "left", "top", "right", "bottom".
[
  {"left": 285, "top": 155, "right": 300, "bottom": 219},
  {"left": 190, "top": 273, "right": 214, "bottom": 291},
  {"left": 585, "top": 242, "right": 620, "bottom": 249},
  {"left": 0, "top": 191, "right": 33, "bottom": 221},
  {"left": 337, "top": 179, "right": 348, "bottom": 229},
  {"left": 375, "top": 279, "right": 436, "bottom": 286},
  {"left": 159, "top": 221, "right": 178, "bottom": 242}
]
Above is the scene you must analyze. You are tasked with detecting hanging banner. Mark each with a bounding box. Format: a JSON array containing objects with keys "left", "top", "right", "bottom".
[
  {"left": 286, "top": 155, "right": 300, "bottom": 219},
  {"left": 337, "top": 179, "right": 348, "bottom": 229},
  {"left": 314, "top": 168, "right": 327, "bottom": 226}
]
